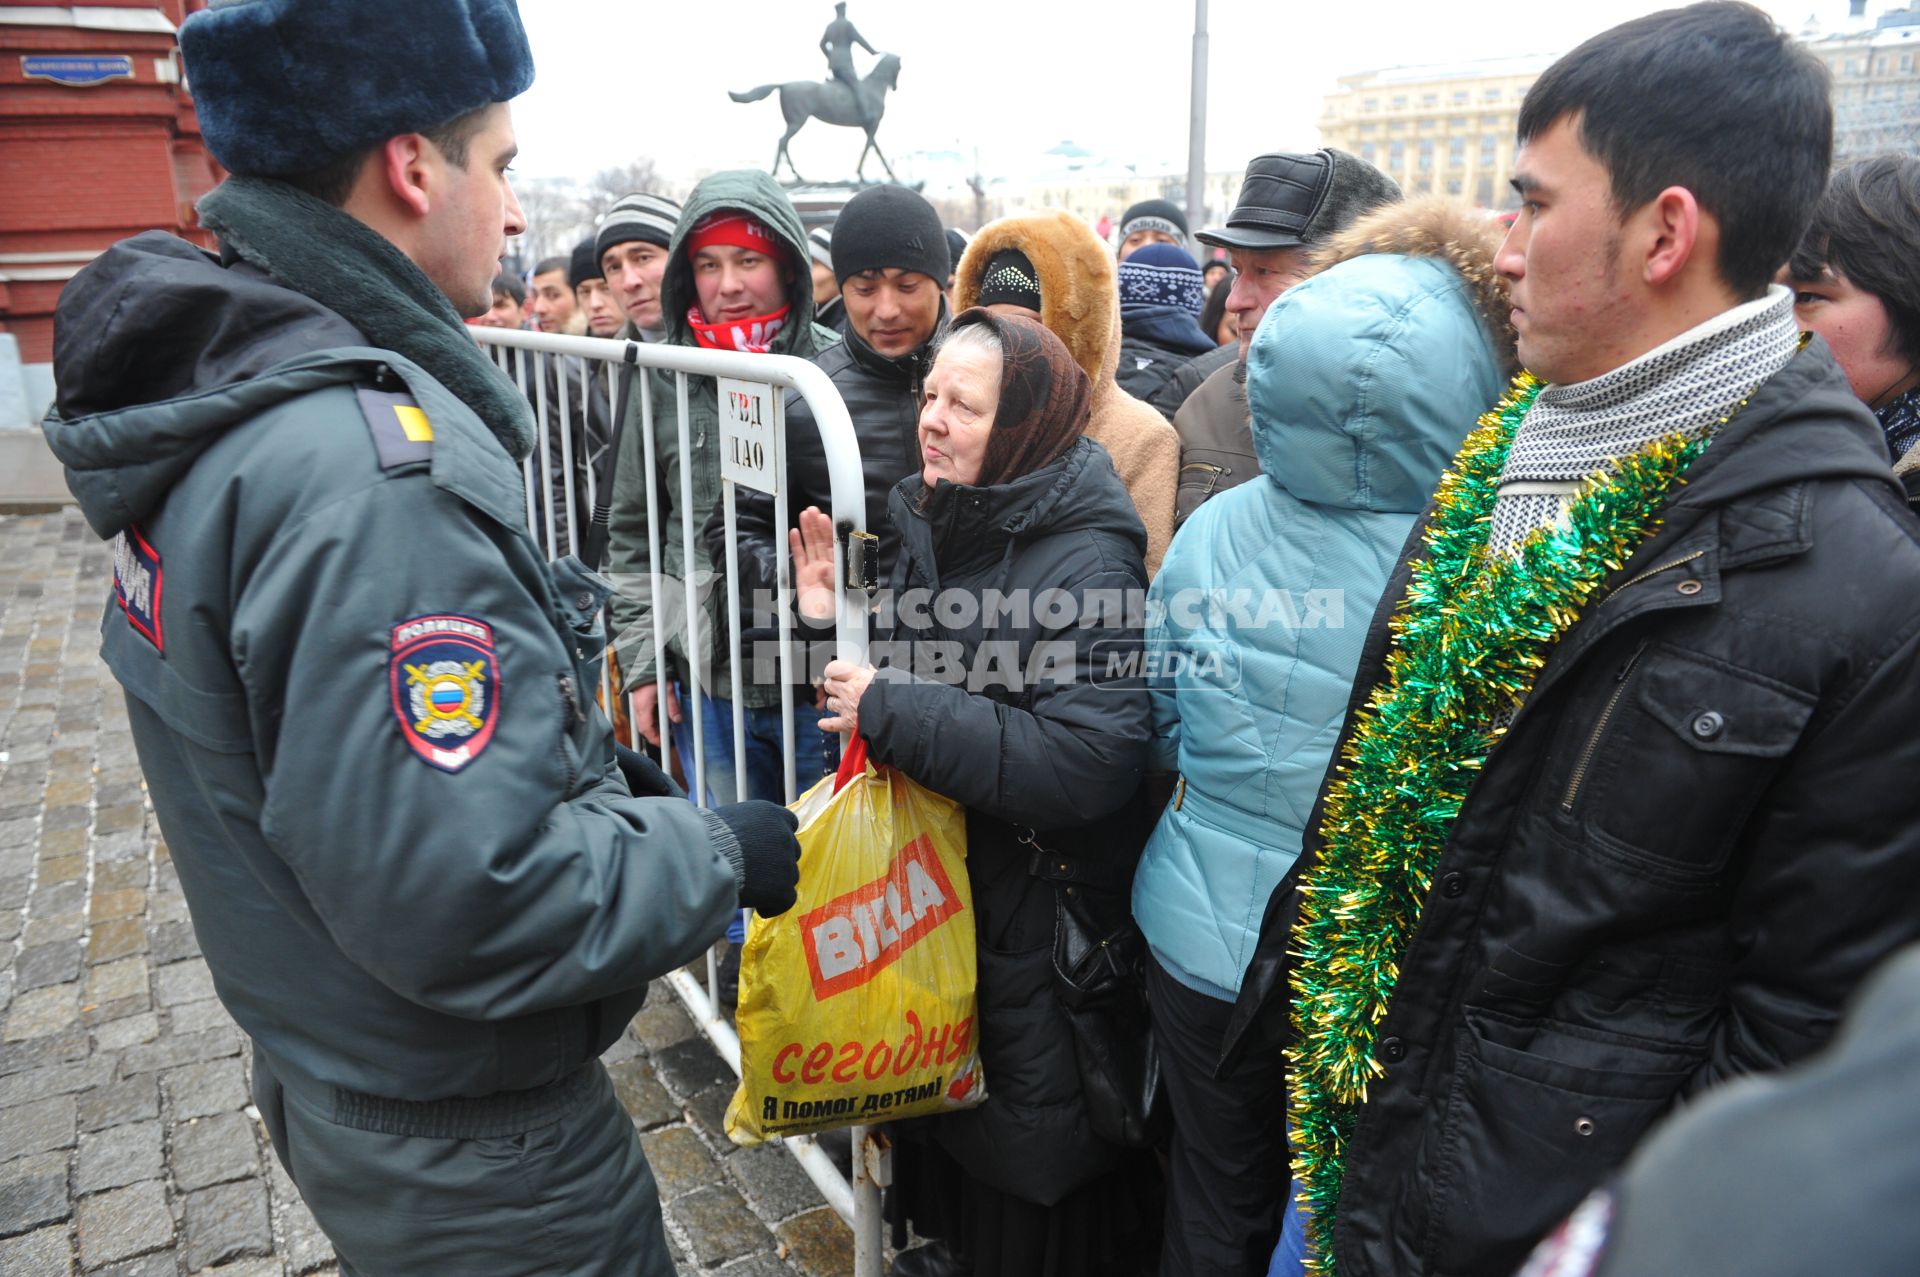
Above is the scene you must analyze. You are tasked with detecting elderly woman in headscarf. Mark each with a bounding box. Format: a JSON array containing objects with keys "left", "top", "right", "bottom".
[{"left": 791, "top": 309, "right": 1158, "bottom": 1276}]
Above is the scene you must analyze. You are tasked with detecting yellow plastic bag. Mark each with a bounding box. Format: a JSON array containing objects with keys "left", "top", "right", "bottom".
[{"left": 724, "top": 736, "right": 986, "bottom": 1145}]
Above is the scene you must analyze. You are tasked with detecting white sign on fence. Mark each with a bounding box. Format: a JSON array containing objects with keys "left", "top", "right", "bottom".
[{"left": 718, "top": 377, "right": 782, "bottom": 496}]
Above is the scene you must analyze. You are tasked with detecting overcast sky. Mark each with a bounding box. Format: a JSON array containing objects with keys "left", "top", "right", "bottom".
[{"left": 511, "top": 0, "right": 1834, "bottom": 188}]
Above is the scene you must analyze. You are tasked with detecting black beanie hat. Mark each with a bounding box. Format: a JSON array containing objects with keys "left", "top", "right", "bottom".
[
  {"left": 975, "top": 249, "right": 1042, "bottom": 313},
  {"left": 1120, "top": 198, "right": 1189, "bottom": 243},
  {"left": 829, "top": 184, "right": 951, "bottom": 285},
  {"left": 568, "top": 239, "right": 602, "bottom": 290}
]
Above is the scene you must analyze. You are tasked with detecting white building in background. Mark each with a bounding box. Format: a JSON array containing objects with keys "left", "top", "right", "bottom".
[
  {"left": 1317, "top": 54, "right": 1555, "bottom": 210},
  {"left": 1317, "top": 2, "right": 1920, "bottom": 212},
  {"left": 1799, "top": 1, "right": 1920, "bottom": 163}
]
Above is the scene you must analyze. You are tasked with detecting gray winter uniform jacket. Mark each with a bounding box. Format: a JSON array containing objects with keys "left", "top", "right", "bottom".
[{"left": 42, "top": 223, "right": 740, "bottom": 1107}]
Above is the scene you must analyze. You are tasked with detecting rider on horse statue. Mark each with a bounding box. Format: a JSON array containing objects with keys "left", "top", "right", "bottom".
[
  {"left": 820, "top": 2, "right": 877, "bottom": 118},
  {"left": 730, "top": 2, "right": 903, "bottom": 183}
]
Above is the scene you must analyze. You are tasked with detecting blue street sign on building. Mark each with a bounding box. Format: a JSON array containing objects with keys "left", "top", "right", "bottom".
[{"left": 21, "top": 55, "right": 135, "bottom": 87}]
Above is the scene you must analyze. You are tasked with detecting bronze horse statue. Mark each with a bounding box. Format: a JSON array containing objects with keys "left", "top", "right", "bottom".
[{"left": 729, "top": 53, "right": 902, "bottom": 184}]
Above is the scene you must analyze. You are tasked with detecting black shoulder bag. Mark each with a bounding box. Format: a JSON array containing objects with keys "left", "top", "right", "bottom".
[{"left": 1019, "top": 826, "right": 1169, "bottom": 1150}]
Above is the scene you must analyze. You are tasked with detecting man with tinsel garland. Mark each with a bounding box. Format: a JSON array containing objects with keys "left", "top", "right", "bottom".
[{"left": 1216, "top": 6, "right": 1920, "bottom": 1275}]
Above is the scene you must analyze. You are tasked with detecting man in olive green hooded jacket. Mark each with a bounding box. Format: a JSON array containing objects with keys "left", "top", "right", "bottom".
[{"left": 607, "top": 170, "right": 842, "bottom": 808}]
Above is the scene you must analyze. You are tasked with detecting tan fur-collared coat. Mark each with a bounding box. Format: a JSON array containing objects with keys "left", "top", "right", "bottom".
[{"left": 956, "top": 211, "right": 1181, "bottom": 576}]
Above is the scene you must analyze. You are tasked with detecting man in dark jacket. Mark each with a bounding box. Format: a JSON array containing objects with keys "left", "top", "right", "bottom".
[
  {"left": 1115, "top": 241, "right": 1215, "bottom": 408},
  {"left": 716, "top": 181, "right": 949, "bottom": 683},
  {"left": 1226, "top": 8, "right": 1920, "bottom": 1275},
  {"left": 40, "top": 4, "right": 801, "bottom": 1273},
  {"left": 1153, "top": 149, "right": 1399, "bottom": 525},
  {"left": 572, "top": 236, "right": 624, "bottom": 337}
]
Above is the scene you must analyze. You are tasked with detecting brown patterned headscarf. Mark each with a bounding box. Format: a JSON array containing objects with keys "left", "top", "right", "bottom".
[{"left": 942, "top": 307, "right": 1091, "bottom": 489}]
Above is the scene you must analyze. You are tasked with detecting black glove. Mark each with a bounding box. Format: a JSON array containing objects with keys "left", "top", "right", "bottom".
[
  {"left": 714, "top": 801, "right": 803, "bottom": 917},
  {"left": 614, "top": 742, "right": 684, "bottom": 801}
]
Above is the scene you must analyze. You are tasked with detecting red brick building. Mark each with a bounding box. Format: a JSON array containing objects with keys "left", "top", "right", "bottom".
[{"left": 0, "top": 2, "right": 219, "bottom": 364}]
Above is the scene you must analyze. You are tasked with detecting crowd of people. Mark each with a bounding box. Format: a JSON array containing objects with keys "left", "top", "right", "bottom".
[{"left": 40, "top": 0, "right": 1920, "bottom": 1274}]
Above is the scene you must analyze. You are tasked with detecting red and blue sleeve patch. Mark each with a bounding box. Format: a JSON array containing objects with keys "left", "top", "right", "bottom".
[
  {"left": 111, "top": 525, "right": 163, "bottom": 650},
  {"left": 389, "top": 615, "right": 500, "bottom": 773}
]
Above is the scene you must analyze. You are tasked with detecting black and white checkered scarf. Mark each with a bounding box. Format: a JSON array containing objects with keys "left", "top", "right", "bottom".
[{"left": 1488, "top": 286, "right": 1800, "bottom": 558}]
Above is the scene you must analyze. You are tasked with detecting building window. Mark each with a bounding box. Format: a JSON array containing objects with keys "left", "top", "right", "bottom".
[
  {"left": 1389, "top": 120, "right": 1407, "bottom": 133},
  {"left": 1361, "top": 142, "right": 1377, "bottom": 163},
  {"left": 1390, "top": 140, "right": 1405, "bottom": 169},
  {"left": 1481, "top": 114, "right": 1504, "bottom": 126},
  {"left": 1413, "top": 175, "right": 1432, "bottom": 194},
  {"left": 1484, "top": 87, "right": 1501, "bottom": 101},
  {"left": 1392, "top": 94, "right": 1408, "bottom": 109},
  {"left": 1421, "top": 92, "right": 1438, "bottom": 107},
  {"left": 1481, "top": 135, "right": 1497, "bottom": 167},
  {"left": 1419, "top": 139, "right": 1435, "bottom": 171},
  {"left": 1363, "top": 97, "right": 1379, "bottom": 111},
  {"left": 1903, "top": 55, "right": 1913, "bottom": 72},
  {"left": 1476, "top": 176, "right": 1495, "bottom": 207},
  {"left": 1360, "top": 121, "right": 1379, "bottom": 133},
  {"left": 1449, "top": 137, "right": 1466, "bottom": 168},
  {"left": 1447, "top": 178, "right": 1464, "bottom": 196},
  {"left": 1448, "top": 115, "right": 1468, "bottom": 128},
  {"left": 1453, "top": 90, "right": 1469, "bottom": 103}
]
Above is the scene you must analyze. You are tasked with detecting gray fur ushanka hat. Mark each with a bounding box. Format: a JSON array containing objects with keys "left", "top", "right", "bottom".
[{"left": 180, "top": 0, "right": 535, "bottom": 176}]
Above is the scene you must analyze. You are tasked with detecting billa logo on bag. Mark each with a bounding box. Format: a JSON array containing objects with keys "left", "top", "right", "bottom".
[{"left": 801, "top": 834, "right": 963, "bottom": 1000}]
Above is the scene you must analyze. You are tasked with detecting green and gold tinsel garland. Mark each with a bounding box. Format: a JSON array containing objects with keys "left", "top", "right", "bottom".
[{"left": 1286, "top": 372, "right": 1715, "bottom": 1272}]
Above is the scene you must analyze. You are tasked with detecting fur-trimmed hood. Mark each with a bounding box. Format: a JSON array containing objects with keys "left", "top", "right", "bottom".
[
  {"left": 1244, "top": 196, "right": 1513, "bottom": 513},
  {"left": 1305, "top": 196, "right": 1516, "bottom": 372},
  {"left": 952, "top": 208, "right": 1182, "bottom": 577},
  {"left": 954, "top": 210, "right": 1121, "bottom": 389}
]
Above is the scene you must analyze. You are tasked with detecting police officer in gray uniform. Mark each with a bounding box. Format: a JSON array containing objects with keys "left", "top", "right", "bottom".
[{"left": 41, "top": 2, "right": 803, "bottom": 1273}]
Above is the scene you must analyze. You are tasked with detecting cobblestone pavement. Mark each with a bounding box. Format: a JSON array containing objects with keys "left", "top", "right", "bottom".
[{"left": 1, "top": 509, "right": 855, "bottom": 1276}]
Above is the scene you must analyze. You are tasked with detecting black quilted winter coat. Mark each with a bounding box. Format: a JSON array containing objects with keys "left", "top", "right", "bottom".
[
  {"left": 859, "top": 436, "right": 1152, "bottom": 1205},
  {"left": 1223, "top": 340, "right": 1920, "bottom": 1276}
]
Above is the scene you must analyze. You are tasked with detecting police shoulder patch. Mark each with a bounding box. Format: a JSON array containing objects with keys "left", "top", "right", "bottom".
[
  {"left": 356, "top": 387, "right": 434, "bottom": 470},
  {"left": 389, "top": 615, "right": 499, "bottom": 773}
]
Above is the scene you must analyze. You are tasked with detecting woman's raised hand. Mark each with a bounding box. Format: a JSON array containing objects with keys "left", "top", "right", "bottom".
[{"left": 787, "top": 506, "right": 838, "bottom": 623}]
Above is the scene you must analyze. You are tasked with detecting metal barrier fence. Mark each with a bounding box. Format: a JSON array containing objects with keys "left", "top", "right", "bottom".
[{"left": 472, "top": 327, "right": 891, "bottom": 1276}]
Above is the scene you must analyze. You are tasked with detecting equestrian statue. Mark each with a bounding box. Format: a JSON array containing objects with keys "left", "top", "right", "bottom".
[{"left": 729, "top": 3, "right": 902, "bottom": 184}]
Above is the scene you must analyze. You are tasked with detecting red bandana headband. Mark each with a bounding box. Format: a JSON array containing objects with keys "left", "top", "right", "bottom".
[{"left": 686, "top": 212, "right": 783, "bottom": 261}]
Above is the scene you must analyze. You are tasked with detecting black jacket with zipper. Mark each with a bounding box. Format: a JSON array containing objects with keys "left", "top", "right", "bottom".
[
  {"left": 859, "top": 437, "right": 1152, "bottom": 1206},
  {"left": 1221, "top": 339, "right": 1920, "bottom": 1277}
]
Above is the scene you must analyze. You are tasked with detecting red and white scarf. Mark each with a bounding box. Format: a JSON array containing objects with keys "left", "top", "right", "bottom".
[{"left": 687, "top": 304, "right": 790, "bottom": 354}]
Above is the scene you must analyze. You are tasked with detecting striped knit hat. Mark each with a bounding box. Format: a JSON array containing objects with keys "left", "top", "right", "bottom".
[
  {"left": 595, "top": 192, "right": 682, "bottom": 262},
  {"left": 807, "top": 226, "right": 834, "bottom": 269}
]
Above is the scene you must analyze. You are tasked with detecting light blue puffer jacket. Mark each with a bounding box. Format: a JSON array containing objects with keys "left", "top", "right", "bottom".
[{"left": 1132, "top": 231, "right": 1508, "bottom": 1000}]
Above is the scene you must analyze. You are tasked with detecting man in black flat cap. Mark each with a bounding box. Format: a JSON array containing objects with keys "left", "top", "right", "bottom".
[
  {"left": 1151, "top": 149, "right": 1400, "bottom": 524},
  {"left": 40, "top": 2, "right": 802, "bottom": 1272}
]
